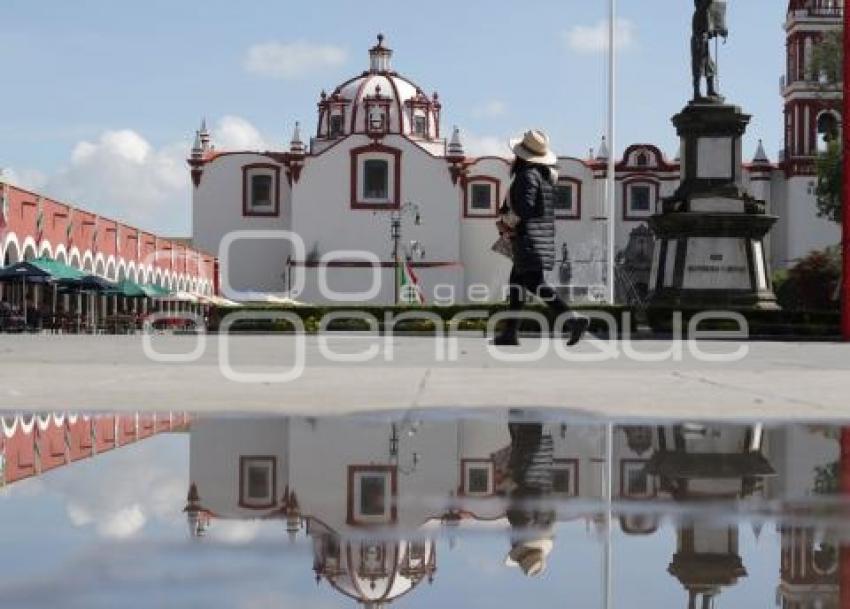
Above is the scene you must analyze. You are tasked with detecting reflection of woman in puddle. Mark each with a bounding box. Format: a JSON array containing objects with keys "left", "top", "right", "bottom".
[{"left": 502, "top": 422, "right": 555, "bottom": 577}]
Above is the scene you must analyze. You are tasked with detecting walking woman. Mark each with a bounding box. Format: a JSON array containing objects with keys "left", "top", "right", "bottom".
[{"left": 494, "top": 129, "right": 588, "bottom": 346}]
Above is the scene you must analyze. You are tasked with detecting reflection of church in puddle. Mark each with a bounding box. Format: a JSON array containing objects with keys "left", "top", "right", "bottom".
[{"left": 182, "top": 417, "right": 845, "bottom": 608}]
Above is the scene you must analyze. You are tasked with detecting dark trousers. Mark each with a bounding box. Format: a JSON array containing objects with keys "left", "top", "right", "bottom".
[{"left": 503, "top": 266, "right": 570, "bottom": 334}]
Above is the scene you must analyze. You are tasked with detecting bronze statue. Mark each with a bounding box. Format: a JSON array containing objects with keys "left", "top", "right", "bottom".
[{"left": 692, "top": 0, "right": 728, "bottom": 101}]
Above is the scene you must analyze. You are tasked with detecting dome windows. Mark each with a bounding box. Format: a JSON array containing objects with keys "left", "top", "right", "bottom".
[
  {"left": 329, "top": 114, "right": 345, "bottom": 138},
  {"left": 413, "top": 114, "right": 427, "bottom": 137},
  {"left": 364, "top": 85, "right": 392, "bottom": 136},
  {"left": 318, "top": 90, "right": 350, "bottom": 140},
  {"left": 314, "top": 36, "right": 442, "bottom": 143}
]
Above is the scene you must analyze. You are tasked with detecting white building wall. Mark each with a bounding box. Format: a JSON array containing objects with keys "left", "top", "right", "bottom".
[
  {"left": 782, "top": 176, "right": 841, "bottom": 267},
  {"left": 192, "top": 153, "right": 293, "bottom": 295},
  {"left": 190, "top": 143, "right": 839, "bottom": 302},
  {"left": 189, "top": 417, "right": 290, "bottom": 519},
  {"left": 291, "top": 134, "right": 461, "bottom": 305},
  {"left": 461, "top": 158, "right": 512, "bottom": 303}
]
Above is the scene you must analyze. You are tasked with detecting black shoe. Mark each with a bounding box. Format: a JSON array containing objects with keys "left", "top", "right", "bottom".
[
  {"left": 565, "top": 318, "right": 589, "bottom": 346},
  {"left": 492, "top": 333, "right": 520, "bottom": 346}
]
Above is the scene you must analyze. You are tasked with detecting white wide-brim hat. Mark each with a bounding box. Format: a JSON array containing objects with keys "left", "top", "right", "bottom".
[
  {"left": 509, "top": 129, "right": 557, "bottom": 166},
  {"left": 504, "top": 538, "right": 553, "bottom": 577}
]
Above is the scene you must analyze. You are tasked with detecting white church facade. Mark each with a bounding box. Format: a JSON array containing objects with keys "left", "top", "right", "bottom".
[{"left": 190, "top": 4, "right": 841, "bottom": 306}]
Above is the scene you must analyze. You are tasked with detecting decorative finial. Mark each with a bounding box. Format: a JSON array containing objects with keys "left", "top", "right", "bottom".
[
  {"left": 596, "top": 136, "right": 609, "bottom": 161},
  {"left": 753, "top": 139, "right": 770, "bottom": 164},
  {"left": 198, "top": 118, "right": 211, "bottom": 151},
  {"left": 290, "top": 121, "right": 306, "bottom": 155},
  {"left": 377, "top": 33, "right": 384, "bottom": 46},
  {"left": 191, "top": 130, "right": 203, "bottom": 158},
  {"left": 447, "top": 125, "right": 465, "bottom": 157}
]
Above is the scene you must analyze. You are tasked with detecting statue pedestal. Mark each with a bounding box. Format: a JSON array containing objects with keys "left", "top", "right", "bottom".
[{"left": 648, "top": 102, "right": 778, "bottom": 309}]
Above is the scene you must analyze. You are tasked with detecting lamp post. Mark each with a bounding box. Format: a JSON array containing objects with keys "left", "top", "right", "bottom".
[
  {"left": 389, "top": 202, "right": 422, "bottom": 304},
  {"left": 606, "top": 0, "right": 617, "bottom": 306}
]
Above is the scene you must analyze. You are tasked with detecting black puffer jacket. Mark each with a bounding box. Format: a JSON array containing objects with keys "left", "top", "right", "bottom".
[{"left": 508, "top": 164, "right": 556, "bottom": 271}]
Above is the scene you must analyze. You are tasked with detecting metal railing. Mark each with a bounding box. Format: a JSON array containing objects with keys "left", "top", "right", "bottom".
[{"left": 793, "top": 3, "right": 843, "bottom": 18}]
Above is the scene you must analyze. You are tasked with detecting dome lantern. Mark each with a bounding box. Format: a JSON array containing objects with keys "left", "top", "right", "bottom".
[{"left": 369, "top": 34, "right": 393, "bottom": 73}]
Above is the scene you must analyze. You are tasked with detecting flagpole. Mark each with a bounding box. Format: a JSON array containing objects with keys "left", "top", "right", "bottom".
[
  {"left": 842, "top": 2, "right": 849, "bottom": 341},
  {"left": 606, "top": 0, "right": 617, "bottom": 305},
  {"left": 603, "top": 422, "right": 614, "bottom": 609}
]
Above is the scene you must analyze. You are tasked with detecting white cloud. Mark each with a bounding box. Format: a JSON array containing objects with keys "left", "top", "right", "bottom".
[
  {"left": 563, "top": 18, "right": 635, "bottom": 54},
  {"left": 34, "top": 129, "right": 189, "bottom": 234},
  {"left": 2, "top": 167, "right": 47, "bottom": 191},
  {"left": 209, "top": 520, "right": 262, "bottom": 544},
  {"left": 244, "top": 41, "right": 347, "bottom": 79},
  {"left": 5, "top": 116, "right": 271, "bottom": 235},
  {"left": 45, "top": 436, "right": 187, "bottom": 540},
  {"left": 472, "top": 100, "right": 507, "bottom": 119},
  {"left": 97, "top": 504, "right": 147, "bottom": 539},
  {"left": 213, "top": 115, "right": 269, "bottom": 151},
  {"left": 463, "top": 132, "right": 509, "bottom": 158}
]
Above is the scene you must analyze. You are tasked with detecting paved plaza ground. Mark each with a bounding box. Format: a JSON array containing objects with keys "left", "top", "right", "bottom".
[{"left": 0, "top": 334, "right": 848, "bottom": 421}]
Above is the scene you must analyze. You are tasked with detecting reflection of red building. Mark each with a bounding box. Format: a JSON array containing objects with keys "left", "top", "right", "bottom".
[
  {"left": 842, "top": 429, "right": 850, "bottom": 609},
  {"left": 778, "top": 524, "right": 839, "bottom": 609},
  {"left": 0, "top": 412, "right": 189, "bottom": 486}
]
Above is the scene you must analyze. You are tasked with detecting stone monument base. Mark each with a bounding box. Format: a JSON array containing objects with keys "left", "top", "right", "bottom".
[
  {"left": 648, "top": 213, "right": 777, "bottom": 309},
  {"left": 648, "top": 101, "right": 778, "bottom": 310}
]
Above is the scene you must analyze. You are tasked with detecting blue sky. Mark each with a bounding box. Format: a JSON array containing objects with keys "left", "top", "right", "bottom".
[
  {"left": 0, "top": 429, "right": 784, "bottom": 609},
  {"left": 0, "top": 0, "right": 788, "bottom": 235}
]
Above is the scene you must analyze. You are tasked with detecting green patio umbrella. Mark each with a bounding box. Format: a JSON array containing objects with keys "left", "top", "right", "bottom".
[
  {"left": 0, "top": 257, "right": 85, "bottom": 326},
  {"left": 146, "top": 283, "right": 173, "bottom": 298},
  {"left": 115, "top": 279, "right": 159, "bottom": 298},
  {"left": 28, "top": 257, "right": 86, "bottom": 281}
]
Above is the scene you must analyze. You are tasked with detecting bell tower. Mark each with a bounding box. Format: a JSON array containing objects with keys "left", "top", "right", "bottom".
[{"left": 782, "top": 0, "right": 843, "bottom": 177}]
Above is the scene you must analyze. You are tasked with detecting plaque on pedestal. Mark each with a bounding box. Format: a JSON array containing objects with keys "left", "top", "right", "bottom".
[{"left": 647, "top": 102, "right": 778, "bottom": 309}]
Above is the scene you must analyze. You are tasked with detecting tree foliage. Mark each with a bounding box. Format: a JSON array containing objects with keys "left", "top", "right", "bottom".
[
  {"left": 811, "top": 30, "right": 843, "bottom": 85},
  {"left": 775, "top": 246, "right": 841, "bottom": 311},
  {"left": 816, "top": 140, "right": 842, "bottom": 223},
  {"left": 810, "top": 29, "right": 843, "bottom": 224}
]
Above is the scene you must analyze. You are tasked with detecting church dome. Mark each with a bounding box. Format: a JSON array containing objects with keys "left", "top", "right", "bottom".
[
  {"left": 316, "top": 35, "right": 442, "bottom": 141},
  {"left": 314, "top": 537, "right": 436, "bottom": 607}
]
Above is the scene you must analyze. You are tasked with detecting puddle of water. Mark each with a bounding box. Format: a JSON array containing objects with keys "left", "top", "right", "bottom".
[{"left": 1, "top": 410, "right": 848, "bottom": 608}]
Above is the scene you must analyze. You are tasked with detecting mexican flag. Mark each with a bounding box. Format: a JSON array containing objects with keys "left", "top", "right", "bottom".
[{"left": 398, "top": 258, "right": 425, "bottom": 305}]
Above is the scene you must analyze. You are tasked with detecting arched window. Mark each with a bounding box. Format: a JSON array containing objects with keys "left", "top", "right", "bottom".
[
  {"left": 636, "top": 152, "right": 649, "bottom": 167},
  {"left": 350, "top": 144, "right": 401, "bottom": 209},
  {"left": 816, "top": 112, "right": 840, "bottom": 153},
  {"left": 251, "top": 175, "right": 272, "bottom": 207},
  {"left": 623, "top": 180, "right": 658, "bottom": 220},
  {"left": 364, "top": 159, "right": 389, "bottom": 200},
  {"left": 329, "top": 114, "right": 344, "bottom": 138},
  {"left": 554, "top": 178, "right": 582, "bottom": 220},
  {"left": 464, "top": 176, "right": 500, "bottom": 218},
  {"left": 242, "top": 164, "right": 280, "bottom": 217}
]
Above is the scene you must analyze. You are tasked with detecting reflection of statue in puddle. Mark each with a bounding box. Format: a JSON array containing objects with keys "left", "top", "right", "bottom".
[{"left": 502, "top": 422, "right": 556, "bottom": 577}]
